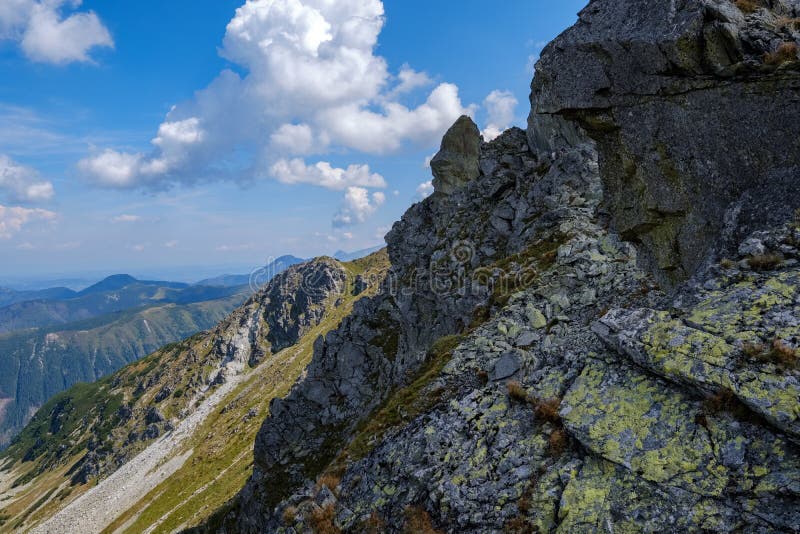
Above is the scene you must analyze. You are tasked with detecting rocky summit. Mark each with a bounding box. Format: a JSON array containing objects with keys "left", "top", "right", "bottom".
[{"left": 3, "top": 1, "right": 800, "bottom": 533}]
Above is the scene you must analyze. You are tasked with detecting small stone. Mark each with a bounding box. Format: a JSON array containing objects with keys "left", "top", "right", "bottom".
[{"left": 526, "top": 306, "right": 548, "bottom": 329}]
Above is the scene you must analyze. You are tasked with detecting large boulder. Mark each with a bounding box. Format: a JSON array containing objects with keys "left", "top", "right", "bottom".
[
  {"left": 431, "top": 115, "right": 482, "bottom": 195},
  {"left": 529, "top": 0, "right": 800, "bottom": 287}
]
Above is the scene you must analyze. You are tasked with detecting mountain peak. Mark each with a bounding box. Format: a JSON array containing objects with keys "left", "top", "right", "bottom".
[{"left": 78, "top": 274, "right": 138, "bottom": 295}]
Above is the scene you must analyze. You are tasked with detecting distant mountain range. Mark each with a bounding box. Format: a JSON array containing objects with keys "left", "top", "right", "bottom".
[
  {"left": 0, "top": 275, "right": 241, "bottom": 334},
  {"left": 195, "top": 255, "right": 305, "bottom": 287},
  {"left": 333, "top": 245, "right": 384, "bottom": 262}
]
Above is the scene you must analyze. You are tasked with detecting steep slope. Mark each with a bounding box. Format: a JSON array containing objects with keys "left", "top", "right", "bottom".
[
  {"left": 0, "top": 252, "right": 389, "bottom": 532},
  {"left": 192, "top": 1, "right": 800, "bottom": 532},
  {"left": 0, "top": 292, "right": 248, "bottom": 449}
]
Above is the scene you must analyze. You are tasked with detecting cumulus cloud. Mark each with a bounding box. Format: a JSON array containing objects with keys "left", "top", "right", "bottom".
[
  {"left": 78, "top": 0, "right": 471, "bottom": 190},
  {"left": 0, "top": 154, "right": 55, "bottom": 202},
  {"left": 481, "top": 90, "right": 518, "bottom": 142},
  {"left": 0, "top": 204, "right": 56, "bottom": 238},
  {"left": 270, "top": 159, "right": 386, "bottom": 190},
  {"left": 333, "top": 186, "right": 385, "bottom": 227},
  {"left": 0, "top": 0, "right": 113, "bottom": 64}
]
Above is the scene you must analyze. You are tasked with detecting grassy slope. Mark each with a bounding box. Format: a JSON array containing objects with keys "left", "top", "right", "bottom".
[
  {"left": 0, "top": 291, "right": 248, "bottom": 448},
  {"left": 0, "top": 251, "right": 388, "bottom": 532},
  {"left": 105, "top": 252, "right": 388, "bottom": 533}
]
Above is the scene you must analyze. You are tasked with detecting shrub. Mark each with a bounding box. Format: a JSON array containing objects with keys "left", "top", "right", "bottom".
[
  {"left": 719, "top": 258, "right": 736, "bottom": 269},
  {"left": 403, "top": 506, "right": 442, "bottom": 534},
  {"left": 507, "top": 381, "right": 528, "bottom": 402},
  {"left": 764, "top": 42, "right": 799, "bottom": 66},
  {"left": 747, "top": 253, "right": 783, "bottom": 271}
]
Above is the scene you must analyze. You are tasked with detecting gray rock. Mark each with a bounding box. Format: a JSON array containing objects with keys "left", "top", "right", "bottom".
[
  {"left": 431, "top": 115, "right": 482, "bottom": 195},
  {"left": 490, "top": 351, "right": 520, "bottom": 381},
  {"left": 528, "top": 0, "right": 800, "bottom": 287}
]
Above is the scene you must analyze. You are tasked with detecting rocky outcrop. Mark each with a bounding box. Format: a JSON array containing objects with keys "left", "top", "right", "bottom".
[
  {"left": 262, "top": 257, "right": 347, "bottom": 354},
  {"left": 529, "top": 0, "right": 800, "bottom": 287},
  {"left": 431, "top": 115, "right": 482, "bottom": 195},
  {"left": 212, "top": 1, "right": 800, "bottom": 533}
]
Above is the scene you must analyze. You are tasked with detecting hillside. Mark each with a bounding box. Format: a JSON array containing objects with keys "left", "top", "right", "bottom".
[
  {"left": 0, "top": 252, "right": 389, "bottom": 532},
  {"left": 0, "top": 292, "right": 248, "bottom": 449},
  {"left": 0, "top": 288, "right": 77, "bottom": 310}
]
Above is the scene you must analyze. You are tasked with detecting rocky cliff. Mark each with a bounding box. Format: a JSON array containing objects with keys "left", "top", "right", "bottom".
[
  {"left": 530, "top": 0, "right": 800, "bottom": 287},
  {"left": 211, "top": 0, "right": 800, "bottom": 532}
]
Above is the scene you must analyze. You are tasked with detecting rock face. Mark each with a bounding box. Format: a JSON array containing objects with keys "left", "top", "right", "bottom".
[
  {"left": 431, "top": 115, "right": 482, "bottom": 195},
  {"left": 529, "top": 0, "right": 800, "bottom": 287},
  {"left": 262, "top": 257, "right": 347, "bottom": 354},
  {"left": 202, "top": 2, "right": 800, "bottom": 532}
]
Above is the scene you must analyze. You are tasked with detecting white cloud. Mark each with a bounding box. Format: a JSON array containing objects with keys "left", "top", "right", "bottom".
[
  {"left": 415, "top": 180, "right": 433, "bottom": 200},
  {"left": 0, "top": 204, "right": 56, "bottom": 238},
  {"left": 129, "top": 243, "right": 146, "bottom": 252},
  {"left": 78, "top": 0, "right": 471, "bottom": 190},
  {"left": 481, "top": 90, "right": 518, "bottom": 142},
  {"left": 270, "top": 123, "right": 315, "bottom": 154},
  {"left": 217, "top": 243, "right": 255, "bottom": 252},
  {"left": 78, "top": 149, "right": 144, "bottom": 188},
  {"left": 0, "top": 154, "right": 54, "bottom": 202},
  {"left": 270, "top": 159, "right": 386, "bottom": 190},
  {"left": 333, "top": 186, "right": 385, "bottom": 227},
  {"left": 111, "top": 214, "right": 141, "bottom": 223},
  {"left": 387, "top": 64, "right": 432, "bottom": 97},
  {"left": 164, "top": 240, "right": 178, "bottom": 248},
  {"left": 0, "top": 0, "right": 113, "bottom": 65}
]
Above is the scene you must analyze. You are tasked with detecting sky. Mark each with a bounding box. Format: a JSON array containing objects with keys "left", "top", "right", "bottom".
[{"left": 0, "top": 0, "right": 585, "bottom": 282}]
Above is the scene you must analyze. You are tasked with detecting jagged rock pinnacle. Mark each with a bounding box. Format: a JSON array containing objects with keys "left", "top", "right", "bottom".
[{"left": 430, "top": 115, "right": 482, "bottom": 195}]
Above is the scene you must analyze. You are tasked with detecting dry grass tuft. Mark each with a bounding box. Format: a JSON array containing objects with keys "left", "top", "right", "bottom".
[
  {"left": 403, "top": 506, "right": 443, "bottom": 534},
  {"left": 363, "top": 511, "right": 386, "bottom": 534},
  {"left": 282, "top": 505, "right": 298, "bottom": 526},
  {"left": 532, "top": 397, "right": 562, "bottom": 425},
  {"left": 743, "top": 339, "right": 798, "bottom": 369},
  {"left": 764, "top": 42, "right": 799, "bottom": 65},
  {"left": 735, "top": 0, "right": 761, "bottom": 13},
  {"left": 747, "top": 253, "right": 783, "bottom": 271},
  {"left": 777, "top": 17, "right": 800, "bottom": 31},
  {"left": 507, "top": 380, "right": 528, "bottom": 402},
  {"left": 548, "top": 428, "right": 569, "bottom": 457},
  {"left": 315, "top": 473, "right": 342, "bottom": 494},
  {"left": 308, "top": 503, "right": 341, "bottom": 534},
  {"left": 719, "top": 258, "right": 736, "bottom": 269}
]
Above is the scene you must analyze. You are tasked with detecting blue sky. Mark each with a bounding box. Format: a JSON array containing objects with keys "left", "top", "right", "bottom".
[{"left": 0, "top": 0, "right": 584, "bottom": 281}]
